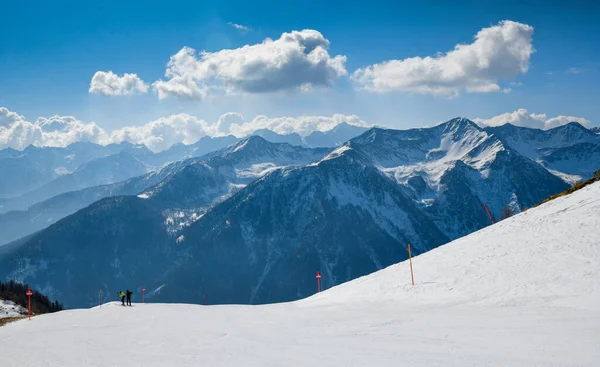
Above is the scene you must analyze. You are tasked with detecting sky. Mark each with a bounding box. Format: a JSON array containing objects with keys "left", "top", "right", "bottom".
[{"left": 1, "top": 0, "right": 599, "bottom": 151}]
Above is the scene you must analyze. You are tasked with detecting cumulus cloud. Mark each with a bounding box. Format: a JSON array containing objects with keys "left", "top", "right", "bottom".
[
  {"left": 0, "top": 107, "right": 109, "bottom": 150},
  {"left": 0, "top": 107, "right": 26, "bottom": 127},
  {"left": 109, "top": 113, "right": 371, "bottom": 151},
  {"left": 1, "top": 107, "right": 374, "bottom": 152},
  {"left": 152, "top": 29, "right": 347, "bottom": 100},
  {"left": 216, "top": 112, "right": 245, "bottom": 134},
  {"left": 352, "top": 20, "right": 534, "bottom": 97},
  {"left": 473, "top": 109, "right": 590, "bottom": 130},
  {"left": 89, "top": 71, "right": 149, "bottom": 96},
  {"left": 228, "top": 22, "right": 250, "bottom": 32},
  {"left": 226, "top": 114, "right": 371, "bottom": 137},
  {"left": 109, "top": 114, "right": 216, "bottom": 152}
]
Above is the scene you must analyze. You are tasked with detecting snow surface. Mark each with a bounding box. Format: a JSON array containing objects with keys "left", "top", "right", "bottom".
[
  {"left": 0, "top": 299, "right": 26, "bottom": 319},
  {"left": 1, "top": 183, "right": 599, "bottom": 366}
]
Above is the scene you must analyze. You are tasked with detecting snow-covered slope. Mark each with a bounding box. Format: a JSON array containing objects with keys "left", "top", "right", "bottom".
[
  {"left": 1, "top": 183, "right": 598, "bottom": 366},
  {"left": 0, "top": 299, "right": 26, "bottom": 319},
  {"left": 309, "top": 180, "right": 600, "bottom": 309}
]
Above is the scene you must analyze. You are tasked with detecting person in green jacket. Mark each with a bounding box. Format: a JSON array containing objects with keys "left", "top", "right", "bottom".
[{"left": 119, "top": 290, "right": 126, "bottom": 306}]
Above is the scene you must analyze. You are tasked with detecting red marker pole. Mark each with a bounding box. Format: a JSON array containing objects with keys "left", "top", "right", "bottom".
[
  {"left": 483, "top": 203, "right": 495, "bottom": 225},
  {"left": 26, "top": 288, "right": 33, "bottom": 320},
  {"left": 316, "top": 272, "right": 322, "bottom": 292},
  {"left": 407, "top": 244, "right": 415, "bottom": 286},
  {"left": 141, "top": 287, "right": 146, "bottom": 304}
]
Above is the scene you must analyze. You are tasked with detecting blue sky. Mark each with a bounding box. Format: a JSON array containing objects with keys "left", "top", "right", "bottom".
[{"left": 1, "top": 0, "right": 599, "bottom": 150}]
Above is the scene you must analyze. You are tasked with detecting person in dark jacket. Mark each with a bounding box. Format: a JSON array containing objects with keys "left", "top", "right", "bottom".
[
  {"left": 126, "top": 290, "right": 133, "bottom": 306},
  {"left": 119, "top": 290, "right": 126, "bottom": 306}
]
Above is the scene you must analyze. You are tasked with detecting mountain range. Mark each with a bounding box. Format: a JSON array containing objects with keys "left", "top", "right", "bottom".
[{"left": 0, "top": 119, "right": 598, "bottom": 308}]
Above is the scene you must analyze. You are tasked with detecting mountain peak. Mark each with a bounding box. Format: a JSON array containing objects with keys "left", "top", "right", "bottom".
[
  {"left": 440, "top": 117, "right": 481, "bottom": 132},
  {"left": 231, "top": 135, "right": 272, "bottom": 151},
  {"left": 548, "top": 121, "right": 598, "bottom": 140},
  {"left": 560, "top": 121, "right": 588, "bottom": 131}
]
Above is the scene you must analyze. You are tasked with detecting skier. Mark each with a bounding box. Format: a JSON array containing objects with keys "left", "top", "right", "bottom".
[
  {"left": 126, "top": 289, "right": 133, "bottom": 306},
  {"left": 119, "top": 290, "right": 126, "bottom": 306}
]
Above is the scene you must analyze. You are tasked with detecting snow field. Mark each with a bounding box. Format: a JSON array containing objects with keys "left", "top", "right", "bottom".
[{"left": 1, "top": 182, "right": 599, "bottom": 366}]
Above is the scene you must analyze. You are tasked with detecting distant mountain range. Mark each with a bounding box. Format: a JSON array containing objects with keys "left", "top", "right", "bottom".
[
  {"left": 0, "top": 142, "right": 152, "bottom": 200},
  {"left": 0, "top": 119, "right": 598, "bottom": 308},
  {"left": 0, "top": 124, "right": 368, "bottom": 210}
]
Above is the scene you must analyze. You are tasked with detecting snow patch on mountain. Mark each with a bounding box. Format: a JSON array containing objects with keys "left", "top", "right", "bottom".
[{"left": 0, "top": 299, "right": 26, "bottom": 319}]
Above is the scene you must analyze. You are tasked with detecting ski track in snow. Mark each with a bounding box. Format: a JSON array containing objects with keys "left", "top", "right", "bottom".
[{"left": 1, "top": 183, "right": 599, "bottom": 366}]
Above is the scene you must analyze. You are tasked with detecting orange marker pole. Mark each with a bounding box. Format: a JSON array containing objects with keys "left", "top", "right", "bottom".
[
  {"left": 408, "top": 243, "right": 415, "bottom": 286},
  {"left": 26, "top": 288, "right": 33, "bottom": 320},
  {"left": 484, "top": 203, "right": 495, "bottom": 224}
]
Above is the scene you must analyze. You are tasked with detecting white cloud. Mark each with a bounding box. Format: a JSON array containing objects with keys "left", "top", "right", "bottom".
[
  {"left": 352, "top": 20, "right": 534, "bottom": 97},
  {"left": 227, "top": 114, "right": 371, "bottom": 137},
  {"left": 473, "top": 109, "right": 590, "bottom": 130},
  {"left": 566, "top": 67, "right": 590, "bottom": 75},
  {"left": 153, "top": 73, "right": 208, "bottom": 100},
  {"left": 109, "top": 114, "right": 216, "bottom": 152},
  {"left": 1, "top": 107, "right": 373, "bottom": 152},
  {"left": 0, "top": 107, "right": 26, "bottom": 127},
  {"left": 216, "top": 112, "right": 245, "bottom": 134},
  {"left": 89, "top": 71, "right": 149, "bottom": 96},
  {"left": 109, "top": 113, "right": 371, "bottom": 151},
  {"left": 152, "top": 29, "right": 347, "bottom": 100},
  {"left": 228, "top": 22, "right": 250, "bottom": 32},
  {"left": 0, "top": 107, "right": 109, "bottom": 150}
]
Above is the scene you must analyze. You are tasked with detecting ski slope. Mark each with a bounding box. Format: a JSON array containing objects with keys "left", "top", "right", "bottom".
[{"left": 1, "top": 182, "right": 599, "bottom": 366}]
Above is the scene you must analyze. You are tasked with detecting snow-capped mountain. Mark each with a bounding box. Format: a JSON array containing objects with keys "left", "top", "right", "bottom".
[
  {"left": 486, "top": 122, "right": 600, "bottom": 183},
  {"left": 347, "top": 118, "right": 569, "bottom": 237},
  {"left": 249, "top": 122, "right": 370, "bottom": 148},
  {"left": 150, "top": 120, "right": 568, "bottom": 304},
  {"left": 202, "top": 136, "right": 331, "bottom": 183},
  {"left": 589, "top": 126, "right": 600, "bottom": 134},
  {"left": 139, "top": 137, "right": 331, "bottom": 230},
  {"left": 146, "top": 135, "right": 239, "bottom": 166},
  {"left": 304, "top": 122, "right": 370, "bottom": 147},
  {"left": 249, "top": 129, "right": 305, "bottom": 147},
  {"left": 0, "top": 142, "right": 152, "bottom": 199},
  {"left": 0, "top": 137, "right": 330, "bottom": 246},
  {"left": 0, "top": 152, "right": 151, "bottom": 213},
  {"left": 0, "top": 118, "right": 591, "bottom": 308},
  {"left": 155, "top": 147, "right": 449, "bottom": 305},
  {"left": 0, "top": 157, "right": 200, "bottom": 246}
]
